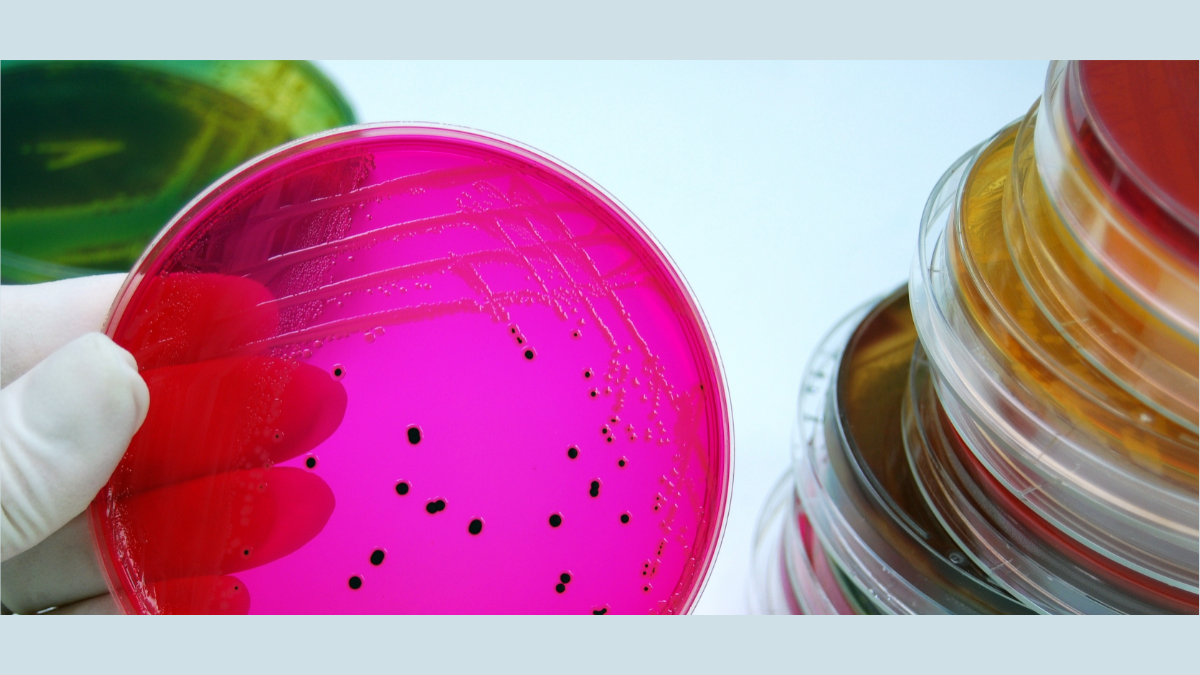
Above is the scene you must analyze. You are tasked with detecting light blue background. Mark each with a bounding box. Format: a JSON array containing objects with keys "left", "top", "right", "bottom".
[{"left": 317, "top": 61, "right": 1049, "bottom": 613}]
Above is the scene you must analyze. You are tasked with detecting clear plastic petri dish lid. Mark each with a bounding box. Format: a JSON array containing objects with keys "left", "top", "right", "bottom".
[
  {"left": 949, "top": 117, "right": 1195, "bottom": 486},
  {"left": 1063, "top": 61, "right": 1197, "bottom": 255},
  {"left": 1034, "top": 60, "right": 1197, "bottom": 341},
  {"left": 1011, "top": 108, "right": 1197, "bottom": 436},
  {"left": 750, "top": 472, "right": 811, "bottom": 615},
  {"left": 792, "top": 288, "right": 1028, "bottom": 614},
  {"left": 789, "top": 490, "right": 877, "bottom": 614},
  {"left": 0, "top": 60, "right": 355, "bottom": 283},
  {"left": 909, "top": 136, "right": 1199, "bottom": 591},
  {"left": 904, "top": 344, "right": 1198, "bottom": 614},
  {"left": 89, "top": 124, "right": 733, "bottom": 614},
  {"left": 750, "top": 471, "right": 863, "bottom": 615},
  {"left": 1021, "top": 76, "right": 1198, "bottom": 430}
]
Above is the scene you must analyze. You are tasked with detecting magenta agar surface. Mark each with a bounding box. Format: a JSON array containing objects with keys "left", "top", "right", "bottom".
[{"left": 90, "top": 125, "right": 732, "bottom": 614}]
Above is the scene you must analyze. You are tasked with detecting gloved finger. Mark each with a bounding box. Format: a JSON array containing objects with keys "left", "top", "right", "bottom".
[
  {"left": 0, "top": 333, "right": 150, "bottom": 560},
  {"left": 116, "top": 467, "right": 334, "bottom": 582},
  {"left": 88, "top": 271, "right": 339, "bottom": 613},
  {"left": 120, "top": 355, "right": 346, "bottom": 494},
  {"left": 0, "top": 512, "right": 108, "bottom": 614},
  {"left": 0, "top": 360, "right": 337, "bottom": 614},
  {"left": 112, "top": 272, "right": 280, "bottom": 372},
  {"left": 0, "top": 274, "right": 127, "bottom": 388},
  {"left": 45, "top": 594, "right": 119, "bottom": 615}
]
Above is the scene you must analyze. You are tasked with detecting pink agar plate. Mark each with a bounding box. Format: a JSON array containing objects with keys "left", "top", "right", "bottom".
[{"left": 89, "top": 125, "right": 732, "bottom": 614}]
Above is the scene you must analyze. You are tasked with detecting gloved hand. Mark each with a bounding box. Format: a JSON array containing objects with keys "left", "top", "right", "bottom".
[
  {"left": 4, "top": 272, "right": 345, "bottom": 615},
  {"left": 1, "top": 274, "right": 150, "bottom": 614}
]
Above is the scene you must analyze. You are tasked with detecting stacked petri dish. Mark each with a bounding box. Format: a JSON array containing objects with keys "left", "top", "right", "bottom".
[{"left": 752, "top": 60, "right": 1197, "bottom": 614}]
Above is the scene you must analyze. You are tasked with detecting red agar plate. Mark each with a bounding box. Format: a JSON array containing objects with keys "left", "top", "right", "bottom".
[{"left": 90, "top": 125, "right": 732, "bottom": 614}]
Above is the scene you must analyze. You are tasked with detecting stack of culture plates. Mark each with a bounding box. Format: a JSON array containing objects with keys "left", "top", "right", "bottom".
[{"left": 752, "top": 61, "right": 1197, "bottom": 614}]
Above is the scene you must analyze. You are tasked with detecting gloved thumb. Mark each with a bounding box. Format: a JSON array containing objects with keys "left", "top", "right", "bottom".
[{"left": 1, "top": 333, "right": 149, "bottom": 561}]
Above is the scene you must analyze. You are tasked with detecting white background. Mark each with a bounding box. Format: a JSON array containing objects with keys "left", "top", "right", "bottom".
[{"left": 317, "top": 61, "right": 1049, "bottom": 614}]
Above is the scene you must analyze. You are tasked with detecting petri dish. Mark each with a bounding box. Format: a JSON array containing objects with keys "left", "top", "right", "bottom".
[
  {"left": 1019, "top": 72, "right": 1197, "bottom": 430},
  {"left": 749, "top": 472, "right": 807, "bottom": 615},
  {"left": 909, "top": 134, "right": 1199, "bottom": 591},
  {"left": 1034, "top": 61, "right": 1197, "bottom": 339},
  {"left": 1067, "top": 61, "right": 1198, "bottom": 254},
  {"left": 792, "top": 287, "right": 1029, "bottom": 614},
  {"left": 791, "top": 492, "right": 871, "bottom": 615},
  {"left": 949, "top": 117, "right": 1195, "bottom": 484},
  {"left": 88, "top": 124, "right": 732, "bottom": 614},
  {"left": 1, "top": 60, "right": 355, "bottom": 283},
  {"left": 904, "top": 344, "right": 1198, "bottom": 614},
  {"left": 750, "top": 472, "right": 859, "bottom": 615},
  {"left": 814, "top": 534, "right": 881, "bottom": 615}
]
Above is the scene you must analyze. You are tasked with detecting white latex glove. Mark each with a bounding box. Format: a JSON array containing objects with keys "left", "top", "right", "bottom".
[{"left": 1, "top": 274, "right": 149, "bottom": 614}]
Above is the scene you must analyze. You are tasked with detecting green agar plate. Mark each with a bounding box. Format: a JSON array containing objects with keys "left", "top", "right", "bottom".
[{"left": 1, "top": 60, "right": 355, "bottom": 282}]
